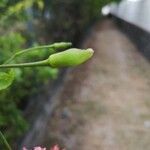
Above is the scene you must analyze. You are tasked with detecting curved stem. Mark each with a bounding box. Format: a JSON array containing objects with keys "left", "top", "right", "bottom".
[
  {"left": 0, "top": 59, "right": 49, "bottom": 68},
  {"left": 4, "top": 42, "right": 72, "bottom": 64},
  {"left": 4, "top": 55, "right": 16, "bottom": 64},
  {"left": 0, "top": 131, "right": 12, "bottom": 150}
]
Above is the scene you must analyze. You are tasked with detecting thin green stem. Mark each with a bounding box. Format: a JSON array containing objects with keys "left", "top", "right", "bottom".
[
  {"left": 4, "top": 42, "right": 72, "bottom": 64},
  {"left": 4, "top": 55, "right": 16, "bottom": 64},
  {"left": 0, "top": 59, "right": 49, "bottom": 68},
  {"left": 0, "top": 131, "right": 12, "bottom": 150}
]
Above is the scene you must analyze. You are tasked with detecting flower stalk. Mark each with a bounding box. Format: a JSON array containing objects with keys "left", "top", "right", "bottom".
[
  {"left": 0, "top": 131, "right": 12, "bottom": 150},
  {"left": 0, "top": 60, "right": 49, "bottom": 68},
  {"left": 0, "top": 48, "right": 94, "bottom": 69}
]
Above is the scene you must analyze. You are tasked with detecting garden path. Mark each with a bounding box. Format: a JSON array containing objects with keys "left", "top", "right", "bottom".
[{"left": 46, "top": 19, "right": 150, "bottom": 150}]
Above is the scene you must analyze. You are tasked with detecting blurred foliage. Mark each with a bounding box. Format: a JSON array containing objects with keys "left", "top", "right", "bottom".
[
  {"left": 0, "top": 0, "right": 120, "bottom": 147},
  {"left": 35, "top": 0, "right": 120, "bottom": 44},
  {"left": 0, "top": 0, "right": 44, "bottom": 25},
  {"left": 0, "top": 35, "right": 58, "bottom": 144},
  {"left": 0, "top": 0, "right": 58, "bottom": 146}
]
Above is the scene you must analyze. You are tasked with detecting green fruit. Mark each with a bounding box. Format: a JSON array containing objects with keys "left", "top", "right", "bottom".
[{"left": 48, "top": 48, "right": 94, "bottom": 68}]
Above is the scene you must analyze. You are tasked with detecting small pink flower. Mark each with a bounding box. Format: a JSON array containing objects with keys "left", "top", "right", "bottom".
[
  {"left": 50, "top": 145, "right": 60, "bottom": 150},
  {"left": 34, "top": 147, "right": 46, "bottom": 150},
  {"left": 23, "top": 146, "right": 46, "bottom": 150},
  {"left": 23, "top": 145, "right": 62, "bottom": 150}
]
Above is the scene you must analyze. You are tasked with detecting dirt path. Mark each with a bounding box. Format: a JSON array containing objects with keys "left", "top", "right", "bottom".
[{"left": 45, "top": 19, "right": 150, "bottom": 150}]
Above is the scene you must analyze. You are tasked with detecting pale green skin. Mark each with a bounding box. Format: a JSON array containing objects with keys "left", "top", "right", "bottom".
[
  {"left": 0, "top": 48, "right": 94, "bottom": 68},
  {"left": 0, "top": 45, "right": 94, "bottom": 92},
  {"left": 48, "top": 48, "right": 94, "bottom": 67}
]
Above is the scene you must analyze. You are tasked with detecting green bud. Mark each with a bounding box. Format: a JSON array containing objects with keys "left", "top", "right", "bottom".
[{"left": 48, "top": 48, "right": 94, "bottom": 68}]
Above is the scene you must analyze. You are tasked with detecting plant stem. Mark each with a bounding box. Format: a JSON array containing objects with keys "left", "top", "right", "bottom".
[
  {"left": 0, "top": 131, "right": 12, "bottom": 150},
  {"left": 4, "top": 42, "right": 72, "bottom": 64},
  {"left": 0, "top": 59, "right": 49, "bottom": 68}
]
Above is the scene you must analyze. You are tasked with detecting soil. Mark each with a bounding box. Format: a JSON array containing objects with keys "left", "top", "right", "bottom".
[{"left": 44, "top": 19, "right": 150, "bottom": 150}]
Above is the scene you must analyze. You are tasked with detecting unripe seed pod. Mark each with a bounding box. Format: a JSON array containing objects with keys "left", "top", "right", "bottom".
[{"left": 48, "top": 48, "right": 94, "bottom": 68}]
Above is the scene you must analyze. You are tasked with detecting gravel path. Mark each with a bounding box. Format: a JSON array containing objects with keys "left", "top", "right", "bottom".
[{"left": 46, "top": 19, "right": 150, "bottom": 150}]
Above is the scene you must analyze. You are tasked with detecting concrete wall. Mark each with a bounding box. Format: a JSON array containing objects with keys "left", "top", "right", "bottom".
[
  {"left": 109, "top": 0, "right": 150, "bottom": 33},
  {"left": 107, "top": 0, "right": 150, "bottom": 60},
  {"left": 113, "top": 17, "right": 150, "bottom": 61}
]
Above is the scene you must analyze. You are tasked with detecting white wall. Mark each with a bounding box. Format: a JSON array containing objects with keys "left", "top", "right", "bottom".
[{"left": 109, "top": 0, "right": 150, "bottom": 33}]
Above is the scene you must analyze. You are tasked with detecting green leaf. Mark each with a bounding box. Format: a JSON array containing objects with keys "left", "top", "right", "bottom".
[{"left": 0, "top": 69, "right": 15, "bottom": 90}]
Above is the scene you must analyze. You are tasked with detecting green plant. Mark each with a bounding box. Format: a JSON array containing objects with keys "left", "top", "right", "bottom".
[
  {"left": 0, "top": 42, "right": 93, "bottom": 90},
  {"left": 0, "top": 42, "right": 94, "bottom": 150},
  {"left": 0, "top": 0, "right": 58, "bottom": 145},
  {"left": 0, "top": 131, "right": 12, "bottom": 150},
  {"left": 0, "top": 0, "right": 115, "bottom": 147}
]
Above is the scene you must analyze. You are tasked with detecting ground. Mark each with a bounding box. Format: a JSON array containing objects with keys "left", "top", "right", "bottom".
[{"left": 45, "top": 19, "right": 150, "bottom": 150}]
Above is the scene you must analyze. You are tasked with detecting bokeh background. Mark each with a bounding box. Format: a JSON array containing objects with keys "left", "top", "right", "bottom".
[{"left": 0, "top": 0, "right": 150, "bottom": 150}]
